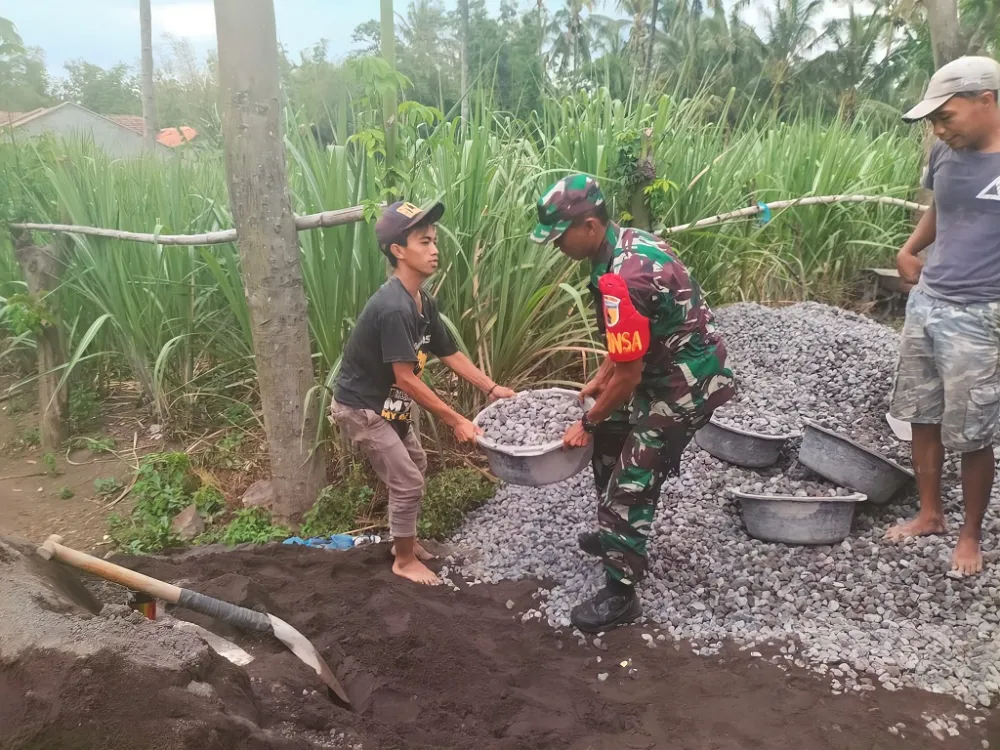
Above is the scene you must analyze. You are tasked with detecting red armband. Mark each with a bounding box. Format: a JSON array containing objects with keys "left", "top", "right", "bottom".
[{"left": 598, "top": 273, "right": 650, "bottom": 362}]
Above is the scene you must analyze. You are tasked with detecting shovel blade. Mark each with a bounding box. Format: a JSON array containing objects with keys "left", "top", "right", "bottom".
[{"left": 267, "top": 614, "right": 350, "bottom": 706}]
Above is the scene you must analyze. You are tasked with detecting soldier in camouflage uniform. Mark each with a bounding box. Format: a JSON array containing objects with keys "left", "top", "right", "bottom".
[{"left": 532, "top": 174, "right": 734, "bottom": 632}]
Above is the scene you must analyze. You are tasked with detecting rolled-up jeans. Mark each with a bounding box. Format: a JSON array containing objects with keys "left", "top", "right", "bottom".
[{"left": 329, "top": 400, "right": 427, "bottom": 538}]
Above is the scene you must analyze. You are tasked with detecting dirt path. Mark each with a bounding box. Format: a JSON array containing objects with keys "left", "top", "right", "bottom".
[
  {"left": 0, "top": 391, "right": 133, "bottom": 551},
  {"left": 121, "top": 544, "right": 997, "bottom": 750}
]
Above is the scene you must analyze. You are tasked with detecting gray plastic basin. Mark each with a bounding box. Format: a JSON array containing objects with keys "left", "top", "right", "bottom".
[
  {"left": 731, "top": 488, "right": 866, "bottom": 545},
  {"left": 473, "top": 388, "right": 595, "bottom": 487},
  {"left": 798, "top": 420, "right": 915, "bottom": 505},
  {"left": 694, "top": 419, "right": 794, "bottom": 468}
]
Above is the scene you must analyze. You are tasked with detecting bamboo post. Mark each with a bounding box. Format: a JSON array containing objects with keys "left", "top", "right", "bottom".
[{"left": 11, "top": 230, "right": 68, "bottom": 449}]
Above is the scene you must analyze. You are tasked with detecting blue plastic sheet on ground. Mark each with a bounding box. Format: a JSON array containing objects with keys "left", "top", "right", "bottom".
[{"left": 282, "top": 534, "right": 356, "bottom": 550}]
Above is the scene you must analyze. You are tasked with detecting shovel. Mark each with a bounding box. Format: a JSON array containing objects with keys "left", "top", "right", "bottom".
[{"left": 36, "top": 535, "right": 350, "bottom": 706}]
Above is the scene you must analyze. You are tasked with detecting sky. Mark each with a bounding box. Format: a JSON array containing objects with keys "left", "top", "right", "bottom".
[
  {"left": 0, "top": 0, "right": 507, "bottom": 75},
  {"left": 0, "top": 0, "right": 846, "bottom": 78}
]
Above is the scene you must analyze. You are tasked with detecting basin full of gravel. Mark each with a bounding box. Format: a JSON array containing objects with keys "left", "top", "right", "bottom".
[
  {"left": 476, "top": 388, "right": 587, "bottom": 450},
  {"left": 712, "top": 402, "right": 799, "bottom": 438}
]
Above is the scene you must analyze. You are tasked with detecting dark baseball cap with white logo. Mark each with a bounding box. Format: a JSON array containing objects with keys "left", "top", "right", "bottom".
[
  {"left": 374, "top": 200, "right": 445, "bottom": 251},
  {"left": 903, "top": 56, "right": 1000, "bottom": 122}
]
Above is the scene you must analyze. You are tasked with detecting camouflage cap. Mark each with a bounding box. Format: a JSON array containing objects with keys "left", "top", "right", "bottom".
[{"left": 531, "top": 174, "right": 605, "bottom": 244}]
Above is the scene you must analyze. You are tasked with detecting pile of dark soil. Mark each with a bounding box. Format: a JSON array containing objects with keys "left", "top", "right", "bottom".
[{"left": 2, "top": 539, "right": 998, "bottom": 749}]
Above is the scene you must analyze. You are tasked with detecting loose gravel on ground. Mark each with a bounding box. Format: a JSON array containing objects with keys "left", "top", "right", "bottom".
[{"left": 454, "top": 302, "right": 1000, "bottom": 711}]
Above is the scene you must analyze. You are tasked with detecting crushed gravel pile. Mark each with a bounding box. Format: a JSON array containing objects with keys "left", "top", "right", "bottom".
[
  {"left": 479, "top": 390, "right": 584, "bottom": 447},
  {"left": 455, "top": 302, "right": 1000, "bottom": 710},
  {"left": 713, "top": 302, "right": 900, "bottom": 437}
]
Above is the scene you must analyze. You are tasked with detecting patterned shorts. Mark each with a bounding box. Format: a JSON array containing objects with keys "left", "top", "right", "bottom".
[{"left": 889, "top": 289, "right": 1000, "bottom": 453}]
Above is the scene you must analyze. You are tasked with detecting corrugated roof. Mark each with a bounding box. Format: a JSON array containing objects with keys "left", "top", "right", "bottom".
[
  {"left": 0, "top": 108, "right": 44, "bottom": 125},
  {"left": 107, "top": 115, "right": 145, "bottom": 134}
]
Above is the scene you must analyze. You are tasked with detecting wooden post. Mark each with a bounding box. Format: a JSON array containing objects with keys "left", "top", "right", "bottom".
[
  {"left": 139, "top": 0, "right": 159, "bottom": 149},
  {"left": 214, "top": 0, "right": 327, "bottom": 524},
  {"left": 12, "top": 232, "right": 68, "bottom": 449}
]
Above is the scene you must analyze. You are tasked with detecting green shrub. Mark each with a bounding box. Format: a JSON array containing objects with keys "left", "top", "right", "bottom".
[
  {"left": 418, "top": 468, "right": 495, "bottom": 540},
  {"left": 69, "top": 387, "right": 100, "bottom": 432},
  {"left": 206, "top": 430, "right": 247, "bottom": 469},
  {"left": 301, "top": 476, "right": 372, "bottom": 538},
  {"left": 94, "top": 476, "right": 123, "bottom": 496},
  {"left": 221, "top": 508, "right": 289, "bottom": 546},
  {"left": 223, "top": 402, "right": 254, "bottom": 426},
  {"left": 41, "top": 452, "right": 59, "bottom": 476},
  {"left": 106, "top": 452, "right": 198, "bottom": 554},
  {"left": 193, "top": 484, "right": 226, "bottom": 516},
  {"left": 16, "top": 426, "right": 40, "bottom": 448},
  {"left": 72, "top": 436, "right": 115, "bottom": 454},
  {"left": 57, "top": 486, "right": 74, "bottom": 500}
]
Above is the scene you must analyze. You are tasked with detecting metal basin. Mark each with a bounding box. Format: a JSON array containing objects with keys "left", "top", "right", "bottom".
[
  {"left": 798, "top": 419, "right": 915, "bottom": 505},
  {"left": 473, "top": 388, "right": 595, "bottom": 487},
  {"left": 694, "top": 418, "right": 794, "bottom": 468},
  {"left": 731, "top": 489, "right": 866, "bottom": 545}
]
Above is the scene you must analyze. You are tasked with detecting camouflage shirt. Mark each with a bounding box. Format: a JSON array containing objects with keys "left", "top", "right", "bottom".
[{"left": 590, "top": 224, "right": 734, "bottom": 422}]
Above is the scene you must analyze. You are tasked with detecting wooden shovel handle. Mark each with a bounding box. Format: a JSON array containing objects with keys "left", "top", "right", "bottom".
[{"left": 37, "top": 535, "right": 182, "bottom": 604}]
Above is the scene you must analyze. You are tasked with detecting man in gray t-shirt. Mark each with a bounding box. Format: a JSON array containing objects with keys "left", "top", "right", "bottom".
[
  {"left": 330, "top": 201, "right": 515, "bottom": 586},
  {"left": 888, "top": 56, "right": 1000, "bottom": 576}
]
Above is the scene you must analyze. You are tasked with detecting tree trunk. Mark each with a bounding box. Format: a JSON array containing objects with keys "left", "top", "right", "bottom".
[
  {"left": 629, "top": 128, "right": 655, "bottom": 231},
  {"left": 537, "top": 0, "right": 545, "bottom": 62},
  {"left": 139, "top": 0, "right": 158, "bottom": 149},
  {"left": 380, "top": 0, "right": 398, "bottom": 198},
  {"left": 459, "top": 0, "right": 470, "bottom": 128},
  {"left": 924, "top": 0, "right": 963, "bottom": 67},
  {"left": 335, "top": 70, "right": 348, "bottom": 147},
  {"left": 12, "top": 233, "right": 68, "bottom": 450},
  {"left": 644, "top": 0, "right": 659, "bottom": 94},
  {"left": 214, "top": 0, "right": 327, "bottom": 524}
]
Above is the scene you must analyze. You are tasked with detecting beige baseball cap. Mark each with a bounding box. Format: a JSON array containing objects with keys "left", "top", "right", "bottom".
[{"left": 903, "top": 56, "right": 1000, "bottom": 122}]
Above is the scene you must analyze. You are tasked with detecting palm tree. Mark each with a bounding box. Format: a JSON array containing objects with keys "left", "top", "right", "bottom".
[
  {"left": 548, "top": 0, "right": 597, "bottom": 76},
  {"left": 759, "top": 0, "right": 824, "bottom": 111},
  {"left": 810, "top": 5, "right": 891, "bottom": 119},
  {"left": 0, "top": 16, "right": 23, "bottom": 55},
  {"left": 588, "top": 14, "right": 632, "bottom": 96},
  {"left": 616, "top": 0, "right": 652, "bottom": 58}
]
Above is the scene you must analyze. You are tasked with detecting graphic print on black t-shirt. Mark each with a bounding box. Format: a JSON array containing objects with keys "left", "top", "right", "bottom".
[
  {"left": 333, "top": 277, "right": 459, "bottom": 422},
  {"left": 381, "top": 339, "right": 429, "bottom": 423}
]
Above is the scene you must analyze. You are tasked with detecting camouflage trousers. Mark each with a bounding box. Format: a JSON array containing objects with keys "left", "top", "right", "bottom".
[
  {"left": 890, "top": 289, "right": 1000, "bottom": 453},
  {"left": 591, "top": 413, "right": 706, "bottom": 587}
]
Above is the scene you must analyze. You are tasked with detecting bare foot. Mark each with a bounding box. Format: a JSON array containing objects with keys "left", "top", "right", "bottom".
[
  {"left": 391, "top": 540, "right": 435, "bottom": 561},
  {"left": 884, "top": 514, "right": 946, "bottom": 541},
  {"left": 951, "top": 533, "right": 983, "bottom": 577},
  {"left": 392, "top": 556, "right": 441, "bottom": 585}
]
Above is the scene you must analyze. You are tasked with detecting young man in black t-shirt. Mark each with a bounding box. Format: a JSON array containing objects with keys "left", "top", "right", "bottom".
[{"left": 331, "top": 201, "right": 515, "bottom": 585}]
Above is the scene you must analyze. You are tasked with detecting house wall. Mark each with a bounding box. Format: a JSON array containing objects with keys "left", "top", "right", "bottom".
[{"left": 15, "top": 106, "right": 169, "bottom": 158}]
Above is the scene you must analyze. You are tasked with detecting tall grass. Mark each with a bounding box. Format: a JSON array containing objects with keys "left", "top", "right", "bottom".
[{"left": 0, "top": 88, "right": 922, "bottom": 434}]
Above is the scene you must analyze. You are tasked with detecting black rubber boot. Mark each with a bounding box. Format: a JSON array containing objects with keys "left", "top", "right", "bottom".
[
  {"left": 577, "top": 531, "right": 603, "bottom": 558},
  {"left": 570, "top": 580, "right": 641, "bottom": 633}
]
